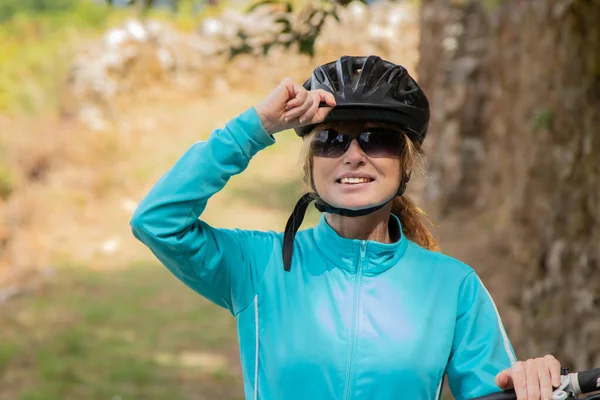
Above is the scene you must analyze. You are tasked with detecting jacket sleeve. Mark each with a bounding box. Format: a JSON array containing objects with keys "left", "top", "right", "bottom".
[
  {"left": 129, "top": 107, "right": 277, "bottom": 316},
  {"left": 446, "top": 271, "right": 517, "bottom": 400}
]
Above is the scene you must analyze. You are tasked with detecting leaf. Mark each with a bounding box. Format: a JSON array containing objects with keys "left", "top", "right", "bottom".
[{"left": 246, "top": 0, "right": 293, "bottom": 14}]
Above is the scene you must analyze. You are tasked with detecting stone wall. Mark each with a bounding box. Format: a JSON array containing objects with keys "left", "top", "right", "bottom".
[{"left": 61, "top": 1, "right": 420, "bottom": 131}]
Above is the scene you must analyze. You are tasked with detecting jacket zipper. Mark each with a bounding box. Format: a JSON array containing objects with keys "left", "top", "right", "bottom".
[{"left": 343, "top": 240, "right": 366, "bottom": 400}]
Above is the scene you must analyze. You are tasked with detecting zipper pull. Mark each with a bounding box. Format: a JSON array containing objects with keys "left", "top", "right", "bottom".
[{"left": 360, "top": 240, "right": 366, "bottom": 261}]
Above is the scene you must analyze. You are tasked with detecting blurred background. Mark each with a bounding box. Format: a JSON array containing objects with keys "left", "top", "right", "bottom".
[{"left": 0, "top": 0, "right": 598, "bottom": 398}]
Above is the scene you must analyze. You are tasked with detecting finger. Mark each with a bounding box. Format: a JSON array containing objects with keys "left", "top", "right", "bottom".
[
  {"left": 312, "top": 90, "right": 337, "bottom": 122},
  {"left": 314, "top": 101, "right": 336, "bottom": 122},
  {"left": 285, "top": 82, "right": 308, "bottom": 109},
  {"left": 512, "top": 362, "right": 528, "bottom": 400},
  {"left": 495, "top": 369, "right": 513, "bottom": 390},
  {"left": 285, "top": 99, "right": 313, "bottom": 121},
  {"left": 280, "top": 77, "right": 297, "bottom": 106},
  {"left": 544, "top": 355, "right": 562, "bottom": 388},
  {"left": 298, "top": 94, "right": 321, "bottom": 124},
  {"left": 537, "top": 358, "right": 553, "bottom": 400},
  {"left": 525, "top": 359, "right": 540, "bottom": 400},
  {"left": 288, "top": 88, "right": 335, "bottom": 110},
  {"left": 285, "top": 94, "right": 314, "bottom": 120},
  {"left": 314, "top": 89, "right": 336, "bottom": 107},
  {"left": 286, "top": 97, "right": 302, "bottom": 110}
]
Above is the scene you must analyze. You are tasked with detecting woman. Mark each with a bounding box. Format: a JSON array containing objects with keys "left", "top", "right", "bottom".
[{"left": 130, "top": 56, "right": 562, "bottom": 400}]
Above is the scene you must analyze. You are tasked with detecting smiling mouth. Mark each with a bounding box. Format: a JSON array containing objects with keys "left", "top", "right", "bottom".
[{"left": 335, "top": 177, "right": 375, "bottom": 185}]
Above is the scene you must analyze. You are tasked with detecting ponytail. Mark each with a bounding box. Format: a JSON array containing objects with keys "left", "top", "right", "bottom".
[{"left": 391, "top": 195, "right": 439, "bottom": 251}]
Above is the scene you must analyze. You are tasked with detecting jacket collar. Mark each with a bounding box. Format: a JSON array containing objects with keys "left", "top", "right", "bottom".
[{"left": 312, "top": 212, "right": 409, "bottom": 275}]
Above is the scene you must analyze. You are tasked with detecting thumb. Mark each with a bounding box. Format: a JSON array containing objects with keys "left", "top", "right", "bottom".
[{"left": 495, "top": 369, "right": 514, "bottom": 390}]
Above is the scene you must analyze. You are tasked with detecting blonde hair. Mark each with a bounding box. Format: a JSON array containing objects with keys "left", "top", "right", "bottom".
[{"left": 300, "top": 123, "right": 439, "bottom": 251}]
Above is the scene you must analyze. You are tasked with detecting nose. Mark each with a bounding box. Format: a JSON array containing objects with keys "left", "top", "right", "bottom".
[{"left": 342, "top": 139, "right": 366, "bottom": 166}]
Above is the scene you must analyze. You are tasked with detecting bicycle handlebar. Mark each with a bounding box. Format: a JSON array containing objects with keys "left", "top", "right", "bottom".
[
  {"left": 472, "top": 367, "right": 600, "bottom": 400},
  {"left": 472, "top": 389, "right": 517, "bottom": 400},
  {"left": 578, "top": 367, "right": 600, "bottom": 395}
]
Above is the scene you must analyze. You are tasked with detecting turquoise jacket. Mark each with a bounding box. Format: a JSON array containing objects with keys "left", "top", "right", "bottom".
[{"left": 130, "top": 107, "right": 517, "bottom": 400}]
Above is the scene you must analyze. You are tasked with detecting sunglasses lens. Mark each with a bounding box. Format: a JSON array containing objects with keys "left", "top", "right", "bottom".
[
  {"left": 311, "top": 128, "right": 406, "bottom": 158},
  {"left": 311, "top": 129, "right": 349, "bottom": 158},
  {"left": 359, "top": 130, "right": 405, "bottom": 157}
]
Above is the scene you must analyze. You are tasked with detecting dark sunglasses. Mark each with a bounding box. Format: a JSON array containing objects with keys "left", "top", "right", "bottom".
[{"left": 310, "top": 128, "right": 406, "bottom": 158}]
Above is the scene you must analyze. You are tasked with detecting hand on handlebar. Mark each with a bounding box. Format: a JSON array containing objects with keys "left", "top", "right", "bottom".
[
  {"left": 495, "top": 355, "right": 562, "bottom": 400},
  {"left": 474, "top": 365, "right": 600, "bottom": 400}
]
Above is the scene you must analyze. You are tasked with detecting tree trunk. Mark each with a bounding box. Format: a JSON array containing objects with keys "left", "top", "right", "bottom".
[{"left": 418, "top": 0, "right": 600, "bottom": 370}]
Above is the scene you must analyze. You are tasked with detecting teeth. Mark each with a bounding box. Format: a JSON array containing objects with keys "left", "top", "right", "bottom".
[{"left": 340, "top": 177, "right": 371, "bottom": 184}]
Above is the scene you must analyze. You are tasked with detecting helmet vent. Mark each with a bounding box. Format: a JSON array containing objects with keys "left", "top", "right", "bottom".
[{"left": 329, "top": 74, "right": 340, "bottom": 92}]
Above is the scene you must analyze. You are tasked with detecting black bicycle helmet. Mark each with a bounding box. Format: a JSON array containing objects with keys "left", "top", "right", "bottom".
[
  {"left": 294, "top": 55, "right": 430, "bottom": 144},
  {"left": 282, "top": 55, "right": 430, "bottom": 272}
]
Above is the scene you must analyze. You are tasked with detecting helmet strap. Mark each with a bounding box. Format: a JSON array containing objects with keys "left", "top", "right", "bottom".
[{"left": 282, "top": 172, "right": 410, "bottom": 271}]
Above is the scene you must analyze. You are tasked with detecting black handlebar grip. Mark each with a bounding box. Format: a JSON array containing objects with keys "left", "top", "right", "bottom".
[
  {"left": 578, "top": 367, "right": 600, "bottom": 394},
  {"left": 471, "top": 389, "right": 516, "bottom": 400}
]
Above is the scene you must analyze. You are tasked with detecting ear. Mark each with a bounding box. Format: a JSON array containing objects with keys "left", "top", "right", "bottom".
[
  {"left": 396, "top": 171, "right": 411, "bottom": 196},
  {"left": 304, "top": 165, "right": 318, "bottom": 193},
  {"left": 302, "top": 172, "right": 309, "bottom": 185}
]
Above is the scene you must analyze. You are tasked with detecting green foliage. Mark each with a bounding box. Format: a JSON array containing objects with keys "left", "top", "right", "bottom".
[
  {"left": 227, "top": 0, "right": 339, "bottom": 59},
  {"left": 481, "top": 0, "right": 506, "bottom": 11},
  {"left": 296, "top": 3, "right": 339, "bottom": 57},
  {"left": 105, "top": 0, "right": 194, "bottom": 14},
  {"left": 536, "top": 302, "right": 550, "bottom": 318},
  {"left": 0, "top": 2, "right": 113, "bottom": 114},
  {"left": 0, "top": 162, "right": 13, "bottom": 200},
  {"left": 0, "top": 343, "right": 17, "bottom": 371},
  {"left": 0, "top": 0, "right": 209, "bottom": 114},
  {"left": 246, "top": 0, "right": 293, "bottom": 12},
  {"left": 0, "top": 0, "right": 81, "bottom": 22},
  {"left": 531, "top": 108, "right": 555, "bottom": 131}
]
